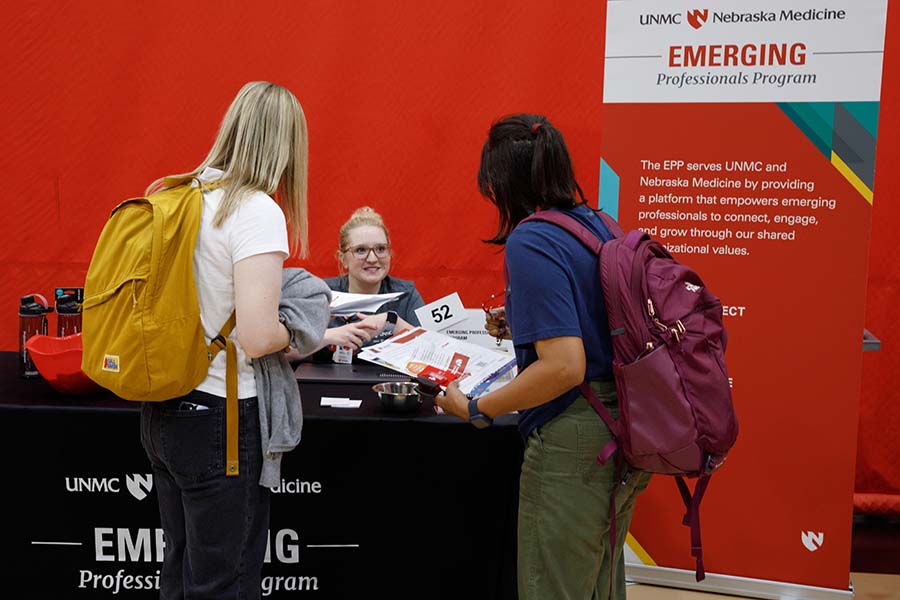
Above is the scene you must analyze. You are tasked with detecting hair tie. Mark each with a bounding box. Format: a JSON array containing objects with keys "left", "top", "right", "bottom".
[{"left": 531, "top": 122, "right": 542, "bottom": 135}]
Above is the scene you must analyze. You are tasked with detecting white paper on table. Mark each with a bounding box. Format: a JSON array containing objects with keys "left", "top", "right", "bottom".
[
  {"left": 329, "top": 291, "right": 405, "bottom": 316},
  {"left": 357, "top": 327, "right": 516, "bottom": 397},
  {"left": 477, "top": 367, "right": 517, "bottom": 395},
  {"left": 320, "top": 396, "right": 363, "bottom": 408},
  {"left": 443, "top": 309, "right": 514, "bottom": 354}
]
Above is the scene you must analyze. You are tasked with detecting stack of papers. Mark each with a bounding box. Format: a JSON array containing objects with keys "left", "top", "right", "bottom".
[
  {"left": 358, "top": 328, "right": 517, "bottom": 397},
  {"left": 329, "top": 291, "right": 405, "bottom": 316}
]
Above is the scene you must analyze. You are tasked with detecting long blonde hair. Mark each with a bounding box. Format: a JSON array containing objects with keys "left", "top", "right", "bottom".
[{"left": 146, "top": 81, "right": 309, "bottom": 256}]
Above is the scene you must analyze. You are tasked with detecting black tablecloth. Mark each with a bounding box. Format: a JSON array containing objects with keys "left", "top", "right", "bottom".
[{"left": 0, "top": 354, "right": 522, "bottom": 599}]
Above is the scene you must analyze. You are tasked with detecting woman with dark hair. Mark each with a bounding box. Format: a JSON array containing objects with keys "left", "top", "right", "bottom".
[{"left": 436, "top": 114, "right": 650, "bottom": 600}]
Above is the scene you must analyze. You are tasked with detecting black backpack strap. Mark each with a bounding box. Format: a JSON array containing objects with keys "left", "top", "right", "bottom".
[{"left": 675, "top": 474, "right": 711, "bottom": 581}]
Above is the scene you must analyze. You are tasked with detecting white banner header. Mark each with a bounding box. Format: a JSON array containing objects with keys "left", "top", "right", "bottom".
[{"left": 603, "top": 0, "right": 887, "bottom": 103}]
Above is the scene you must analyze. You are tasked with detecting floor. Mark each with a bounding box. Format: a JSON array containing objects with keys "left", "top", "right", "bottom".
[
  {"left": 625, "top": 515, "right": 900, "bottom": 599},
  {"left": 628, "top": 573, "right": 899, "bottom": 600}
]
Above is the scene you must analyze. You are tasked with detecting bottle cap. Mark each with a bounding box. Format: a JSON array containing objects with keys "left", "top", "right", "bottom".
[
  {"left": 20, "top": 294, "right": 54, "bottom": 315},
  {"left": 56, "top": 294, "right": 81, "bottom": 314}
]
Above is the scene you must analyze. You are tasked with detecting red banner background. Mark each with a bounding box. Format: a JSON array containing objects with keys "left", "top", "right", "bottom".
[
  {"left": 0, "top": 0, "right": 896, "bottom": 577},
  {"left": 602, "top": 101, "right": 871, "bottom": 588}
]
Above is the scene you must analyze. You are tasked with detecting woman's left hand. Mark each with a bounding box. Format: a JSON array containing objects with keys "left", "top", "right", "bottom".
[{"left": 434, "top": 381, "right": 469, "bottom": 421}]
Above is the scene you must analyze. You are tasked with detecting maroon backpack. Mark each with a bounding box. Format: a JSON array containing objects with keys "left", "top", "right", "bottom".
[{"left": 522, "top": 209, "right": 738, "bottom": 581}]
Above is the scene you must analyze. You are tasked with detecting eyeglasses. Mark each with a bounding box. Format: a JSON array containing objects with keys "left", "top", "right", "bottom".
[{"left": 343, "top": 244, "right": 391, "bottom": 259}]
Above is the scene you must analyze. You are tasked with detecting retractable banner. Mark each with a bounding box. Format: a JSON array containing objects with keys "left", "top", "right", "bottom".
[{"left": 601, "top": 1, "right": 887, "bottom": 595}]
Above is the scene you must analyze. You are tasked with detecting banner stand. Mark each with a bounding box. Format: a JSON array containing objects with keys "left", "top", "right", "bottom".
[
  {"left": 602, "top": 0, "right": 888, "bottom": 593},
  {"left": 625, "top": 565, "right": 853, "bottom": 600}
]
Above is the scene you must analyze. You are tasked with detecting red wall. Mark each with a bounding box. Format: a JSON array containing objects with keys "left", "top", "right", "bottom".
[
  {"left": 855, "top": 1, "right": 900, "bottom": 513},
  {"left": 0, "top": 0, "right": 606, "bottom": 332},
  {"left": 0, "top": 1, "right": 895, "bottom": 508}
]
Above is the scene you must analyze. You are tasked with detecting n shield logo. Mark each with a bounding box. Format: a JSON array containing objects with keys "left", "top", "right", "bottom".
[
  {"left": 687, "top": 9, "right": 708, "bottom": 29},
  {"left": 801, "top": 531, "right": 824, "bottom": 552},
  {"left": 126, "top": 474, "right": 153, "bottom": 501}
]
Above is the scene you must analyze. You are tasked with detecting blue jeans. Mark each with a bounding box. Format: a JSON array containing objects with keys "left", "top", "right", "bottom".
[{"left": 140, "top": 391, "right": 270, "bottom": 600}]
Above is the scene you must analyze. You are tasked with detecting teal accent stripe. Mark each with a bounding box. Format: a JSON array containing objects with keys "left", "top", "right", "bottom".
[
  {"left": 841, "top": 102, "right": 880, "bottom": 140},
  {"left": 777, "top": 102, "right": 835, "bottom": 158},
  {"left": 599, "top": 158, "right": 620, "bottom": 220}
]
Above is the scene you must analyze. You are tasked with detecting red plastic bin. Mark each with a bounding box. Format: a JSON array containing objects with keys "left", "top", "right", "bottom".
[{"left": 24, "top": 333, "right": 99, "bottom": 395}]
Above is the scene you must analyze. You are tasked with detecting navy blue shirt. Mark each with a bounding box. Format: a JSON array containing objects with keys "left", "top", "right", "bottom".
[{"left": 505, "top": 205, "right": 615, "bottom": 439}]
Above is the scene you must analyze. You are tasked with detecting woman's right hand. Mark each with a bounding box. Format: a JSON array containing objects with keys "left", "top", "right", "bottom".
[
  {"left": 485, "top": 307, "right": 511, "bottom": 340},
  {"left": 321, "top": 321, "right": 380, "bottom": 350}
]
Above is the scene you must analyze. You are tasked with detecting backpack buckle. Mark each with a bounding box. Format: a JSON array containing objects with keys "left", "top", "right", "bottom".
[
  {"left": 705, "top": 455, "right": 723, "bottom": 474},
  {"left": 669, "top": 320, "right": 687, "bottom": 343},
  {"left": 211, "top": 335, "right": 227, "bottom": 351}
]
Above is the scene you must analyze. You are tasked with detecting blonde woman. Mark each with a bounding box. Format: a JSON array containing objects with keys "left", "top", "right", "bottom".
[
  {"left": 140, "top": 81, "right": 309, "bottom": 600},
  {"left": 315, "top": 206, "right": 424, "bottom": 357}
]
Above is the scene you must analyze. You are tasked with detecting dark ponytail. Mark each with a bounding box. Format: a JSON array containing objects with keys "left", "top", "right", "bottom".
[{"left": 479, "top": 114, "right": 586, "bottom": 245}]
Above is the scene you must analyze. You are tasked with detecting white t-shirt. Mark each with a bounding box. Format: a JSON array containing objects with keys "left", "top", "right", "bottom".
[{"left": 193, "top": 167, "right": 289, "bottom": 399}]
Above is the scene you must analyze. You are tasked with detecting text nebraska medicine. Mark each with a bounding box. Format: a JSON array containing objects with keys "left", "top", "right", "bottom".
[{"left": 669, "top": 43, "right": 807, "bottom": 68}]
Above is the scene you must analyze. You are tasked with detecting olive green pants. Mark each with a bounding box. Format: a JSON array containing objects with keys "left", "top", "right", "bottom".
[{"left": 518, "top": 382, "right": 651, "bottom": 600}]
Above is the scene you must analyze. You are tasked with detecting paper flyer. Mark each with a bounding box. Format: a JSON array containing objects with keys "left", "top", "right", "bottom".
[
  {"left": 329, "top": 291, "right": 405, "bottom": 316},
  {"left": 358, "top": 327, "right": 516, "bottom": 397}
]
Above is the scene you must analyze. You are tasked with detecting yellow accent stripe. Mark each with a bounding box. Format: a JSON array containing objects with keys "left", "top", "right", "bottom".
[
  {"left": 625, "top": 533, "right": 657, "bottom": 566},
  {"left": 831, "top": 151, "right": 874, "bottom": 204}
]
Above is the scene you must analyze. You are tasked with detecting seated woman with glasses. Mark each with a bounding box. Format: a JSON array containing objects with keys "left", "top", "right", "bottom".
[{"left": 316, "top": 206, "right": 425, "bottom": 355}]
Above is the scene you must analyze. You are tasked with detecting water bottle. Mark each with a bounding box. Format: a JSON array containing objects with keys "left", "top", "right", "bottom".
[
  {"left": 20, "top": 294, "right": 53, "bottom": 378},
  {"left": 56, "top": 293, "right": 82, "bottom": 337}
]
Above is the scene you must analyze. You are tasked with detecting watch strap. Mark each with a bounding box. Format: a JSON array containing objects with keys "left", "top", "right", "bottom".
[
  {"left": 467, "top": 397, "right": 493, "bottom": 429},
  {"left": 383, "top": 310, "right": 398, "bottom": 335}
]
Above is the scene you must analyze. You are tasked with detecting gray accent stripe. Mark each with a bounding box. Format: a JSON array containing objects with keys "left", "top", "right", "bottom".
[{"left": 833, "top": 103, "right": 877, "bottom": 190}]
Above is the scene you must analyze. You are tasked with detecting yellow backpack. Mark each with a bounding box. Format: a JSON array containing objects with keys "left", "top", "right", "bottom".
[{"left": 82, "top": 180, "right": 242, "bottom": 475}]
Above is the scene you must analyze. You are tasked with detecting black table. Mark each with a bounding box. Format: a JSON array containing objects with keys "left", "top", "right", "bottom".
[{"left": 0, "top": 354, "right": 522, "bottom": 599}]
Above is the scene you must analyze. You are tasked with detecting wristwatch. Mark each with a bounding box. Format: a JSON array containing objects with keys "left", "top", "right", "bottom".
[
  {"left": 383, "top": 310, "right": 399, "bottom": 336},
  {"left": 467, "top": 397, "right": 493, "bottom": 429}
]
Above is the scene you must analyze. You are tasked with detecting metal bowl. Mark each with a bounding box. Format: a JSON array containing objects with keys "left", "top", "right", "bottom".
[{"left": 372, "top": 381, "right": 422, "bottom": 412}]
